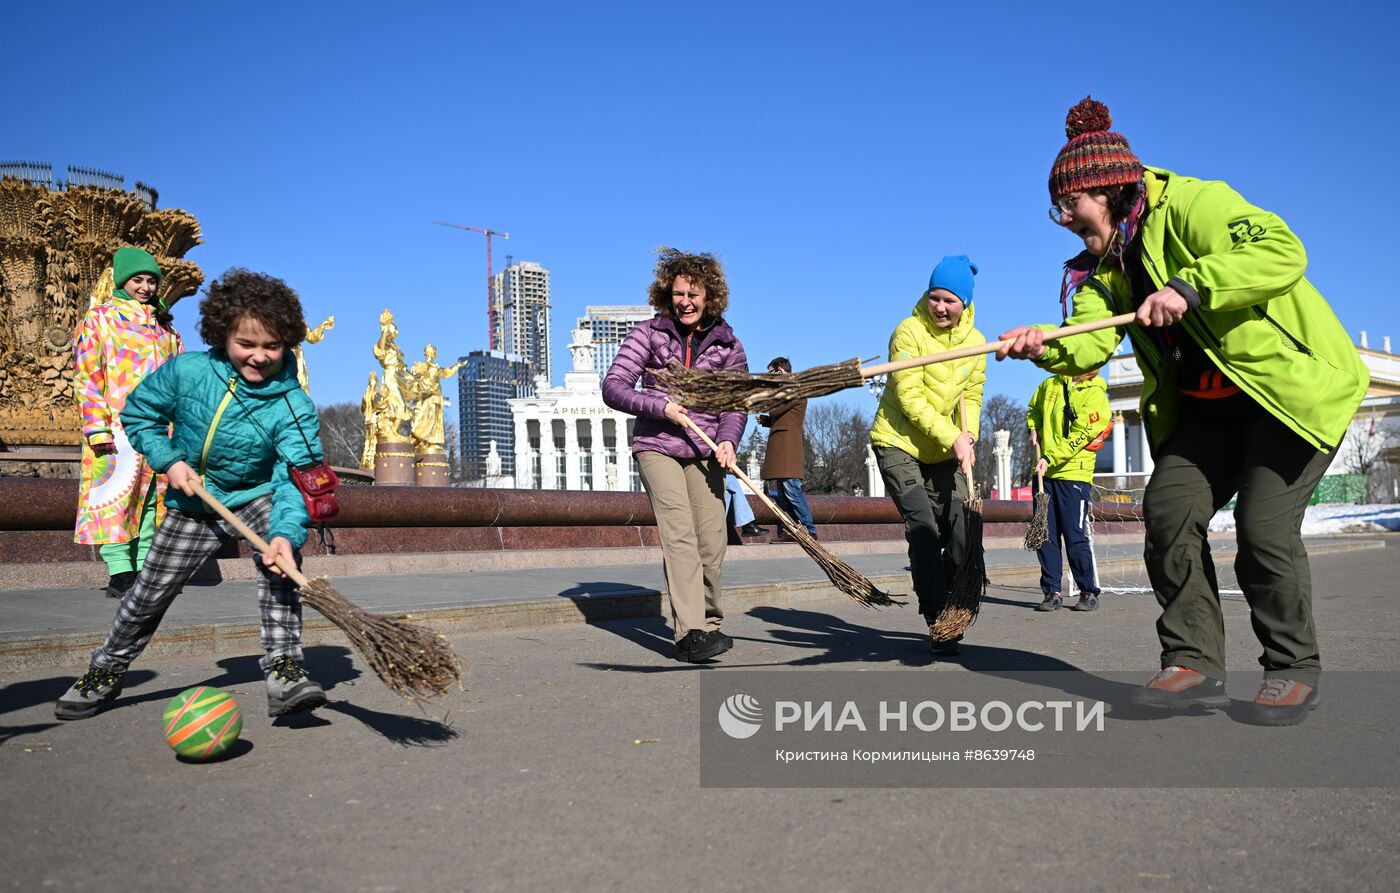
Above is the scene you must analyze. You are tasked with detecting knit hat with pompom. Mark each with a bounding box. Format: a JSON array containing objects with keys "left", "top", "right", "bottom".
[{"left": 1048, "top": 97, "right": 1142, "bottom": 201}]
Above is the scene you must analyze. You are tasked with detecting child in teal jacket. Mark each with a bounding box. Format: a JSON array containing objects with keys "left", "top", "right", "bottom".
[{"left": 57, "top": 269, "right": 330, "bottom": 722}]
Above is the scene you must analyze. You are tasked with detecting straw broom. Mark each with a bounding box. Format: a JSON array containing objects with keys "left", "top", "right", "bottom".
[
  {"left": 929, "top": 396, "right": 987, "bottom": 643},
  {"left": 658, "top": 312, "right": 1138, "bottom": 414},
  {"left": 1023, "top": 435, "right": 1049, "bottom": 551},
  {"left": 188, "top": 479, "right": 462, "bottom": 700},
  {"left": 677, "top": 414, "right": 904, "bottom": 608}
]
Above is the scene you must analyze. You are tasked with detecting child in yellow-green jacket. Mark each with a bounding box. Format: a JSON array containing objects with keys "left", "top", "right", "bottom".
[{"left": 1026, "top": 370, "right": 1112, "bottom": 612}]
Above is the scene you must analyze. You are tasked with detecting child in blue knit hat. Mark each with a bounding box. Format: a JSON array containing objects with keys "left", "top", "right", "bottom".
[{"left": 869, "top": 254, "right": 987, "bottom": 655}]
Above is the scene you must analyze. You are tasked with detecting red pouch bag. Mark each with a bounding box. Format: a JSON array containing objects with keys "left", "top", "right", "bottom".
[{"left": 288, "top": 461, "right": 340, "bottom": 522}]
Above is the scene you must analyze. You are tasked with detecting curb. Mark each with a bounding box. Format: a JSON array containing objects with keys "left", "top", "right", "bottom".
[{"left": 0, "top": 540, "right": 1384, "bottom": 674}]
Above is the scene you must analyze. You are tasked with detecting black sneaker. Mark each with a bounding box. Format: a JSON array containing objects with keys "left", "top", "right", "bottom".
[
  {"left": 265, "top": 656, "right": 327, "bottom": 717},
  {"left": 676, "top": 630, "right": 725, "bottom": 663},
  {"left": 1128, "top": 666, "right": 1228, "bottom": 711},
  {"left": 739, "top": 522, "right": 769, "bottom": 537},
  {"left": 1244, "top": 678, "right": 1319, "bottom": 726},
  {"left": 55, "top": 666, "right": 125, "bottom": 720},
  {"left": 708, "top": 630, "right": 734, "bottom": 658},
  {"left": 1071, "top": 592, "right": 1100, "bottom": 612},
  {"left": 104, "top": 571, "right": 137, "bottom": 599},
  {"left": 1035, "top": 592, "right": 1063, "bottom": 612}
]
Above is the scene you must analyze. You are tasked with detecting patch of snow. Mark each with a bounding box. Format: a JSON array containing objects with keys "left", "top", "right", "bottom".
[{"left": 1209, "top": 503, "right": 1400, "bottom": 535}]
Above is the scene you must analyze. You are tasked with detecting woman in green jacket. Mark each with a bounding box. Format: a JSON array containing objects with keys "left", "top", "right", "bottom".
[
  {"left": 997, "top": 98, "right": 1368, "bottom": 725},
  {"left": 870, "top": 255, "right": 984, "bottom": 656}
]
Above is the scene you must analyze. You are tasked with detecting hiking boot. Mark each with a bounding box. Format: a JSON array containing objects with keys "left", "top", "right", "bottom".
[
  {"left": 265, "top": 656, "right": 326, "bottom": 717},
  {"left": 1128, "top": 666, "right": 1228, "bottom": 711},
  {"left": 104, "top": 571, "right": 137, "bottom": 599},
  {"left": 1071, "top": 592, "right": 1100, "bottom": 612},
  {"left": 1245, "top": 677, "right": 1319, "bottom": 726},
  {"left": 1035, "top": 592, "right": 1063, "bottom": 612},
  {"left": 676, "top": 630, "right": 725, "bottom": 663},
  {"left": 55, "top": 666, "right": 125, "bottom": 720},
  {"left": 739, "top": 522, "right": 769, "bottom": 538}
]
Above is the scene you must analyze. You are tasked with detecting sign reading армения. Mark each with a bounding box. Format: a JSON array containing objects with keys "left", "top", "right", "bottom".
[{"left": 699, "top": 671, "right": 1400, "bottom": 788}]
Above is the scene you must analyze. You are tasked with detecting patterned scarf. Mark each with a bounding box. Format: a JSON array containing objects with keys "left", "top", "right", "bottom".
[{"left": 1058, "top": 181, "right": 1147, "bottom": 320}]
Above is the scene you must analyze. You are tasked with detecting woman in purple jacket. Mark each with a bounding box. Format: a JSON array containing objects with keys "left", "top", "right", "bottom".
[{"left": 603, "top": 248, "right": 749, "bottom": 663}]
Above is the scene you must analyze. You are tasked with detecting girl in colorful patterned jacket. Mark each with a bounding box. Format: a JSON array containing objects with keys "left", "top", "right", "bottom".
[
  {"left": 996, "top": 97, "right": 1369, "bottom": 726},
  {"left": 72, "top": 248, "right": 183, "bottom": 599},
  {"left": 57, "top": 269, "right": 329, "bottom": 722},
  {"left": 602, "top": 248, "right": 749, "bottom": 663}
]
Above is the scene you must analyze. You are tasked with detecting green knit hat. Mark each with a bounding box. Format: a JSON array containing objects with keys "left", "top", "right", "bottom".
[{"left": 113, "top": 247, "right": 162, "bottom": 289}]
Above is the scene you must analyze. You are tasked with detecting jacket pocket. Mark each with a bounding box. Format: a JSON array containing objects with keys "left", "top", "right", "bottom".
[{"left": 1253, "top": 306, "right": 1312, "bottom": 356}]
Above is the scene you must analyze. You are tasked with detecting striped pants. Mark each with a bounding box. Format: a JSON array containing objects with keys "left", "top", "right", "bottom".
[{"left": 91, "top": 495, "right": 303, "bottom": 674}]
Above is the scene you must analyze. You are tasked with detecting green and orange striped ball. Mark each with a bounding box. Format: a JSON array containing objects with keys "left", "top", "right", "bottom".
[{"left": 162, "top": 686, "right": 242, "bottom": 760}]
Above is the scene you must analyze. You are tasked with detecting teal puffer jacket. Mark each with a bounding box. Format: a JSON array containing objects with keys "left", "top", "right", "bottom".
[{"left": 121, "top": 351, "right": 324, "bottom": 547}]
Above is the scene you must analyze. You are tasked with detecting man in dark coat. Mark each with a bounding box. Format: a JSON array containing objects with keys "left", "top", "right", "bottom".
[{"left": 759, "top": 357, "right": 817, "bottom": 541}]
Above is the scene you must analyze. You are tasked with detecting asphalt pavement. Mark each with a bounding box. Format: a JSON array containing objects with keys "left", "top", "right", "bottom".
[{"left": 1, "top": 536, "right": 1397, "bottom": 892}]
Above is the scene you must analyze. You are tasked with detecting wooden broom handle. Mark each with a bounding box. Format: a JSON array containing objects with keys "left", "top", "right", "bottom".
[
  {"left": 677, "top": 415, "right": 791, "bottom": 524},
  {"left": 958, "top": 395, "right": 974, "bottom": 480},
  {"left": 1031, "top": 431, "right": 1044, "bottom": 490},
  {"left": 861, "top": 312, "right": 1136, "bottom": 379},
  {"left": 187, "top": 478, "right": 311, "bottom": 587}
]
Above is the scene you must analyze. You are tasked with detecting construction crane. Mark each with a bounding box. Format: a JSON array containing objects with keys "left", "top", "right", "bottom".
[{"left": 433, "top": 220, "right": 510, "bottom": 350}]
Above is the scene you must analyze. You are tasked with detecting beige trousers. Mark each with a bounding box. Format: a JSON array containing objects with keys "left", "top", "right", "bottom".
[{"left": 637, "top": 451, "right": 727, "bottom": 640}]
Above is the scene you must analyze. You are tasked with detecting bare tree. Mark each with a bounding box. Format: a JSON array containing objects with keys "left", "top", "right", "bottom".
[
  {"left": 316, "top": 401, "right": 365, "bottom": 469},
  {"left": 802, "top": 400, "right": 872, "bottom": 495},
  {"left": 1342, "top": 413, "right": 1393, "bottom": 504},
  {"left": 972, "top": 393, "right": 1035, "bottom": 496},
  {"left": 443, "top": 422, "right": 465, "bottom": 483}
]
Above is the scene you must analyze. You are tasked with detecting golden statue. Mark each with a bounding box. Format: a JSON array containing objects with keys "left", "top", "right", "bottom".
[
  {"left": 371, "top": 309, "right": 410, "bottom": 441},
  {"left": 406, "top": 343, "right": 467, "bottom": 453},
  {"left": 295, "top": 315, "right": 335, "bottom": 393},
  {"left": 359, "top": 371, "right": 379, "bottom": 469}
]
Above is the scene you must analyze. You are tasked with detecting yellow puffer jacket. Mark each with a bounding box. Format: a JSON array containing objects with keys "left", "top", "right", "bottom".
[{"left": 869, "top": 297, "right": 985, "bottom": 463}]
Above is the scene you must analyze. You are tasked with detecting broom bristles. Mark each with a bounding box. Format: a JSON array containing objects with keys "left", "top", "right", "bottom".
[
  {"left": 656, "top": 358, "right": 866, "bottom": 414},
  {"left": 767, "top": 508, "right": 904, "bottom": 608},
  {"left": 298, "top": 577, "right": 462, "bottom": 701},
  {"left": 1023, "top": 491, "right": 1050, "bottom": 551},
  {"left": 931, "top": 492, "right": 987, "bottom": 641}
]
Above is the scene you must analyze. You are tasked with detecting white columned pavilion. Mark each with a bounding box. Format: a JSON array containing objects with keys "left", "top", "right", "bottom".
[{"left": 509, "top": 327, "right": 642, "bottom": 491}]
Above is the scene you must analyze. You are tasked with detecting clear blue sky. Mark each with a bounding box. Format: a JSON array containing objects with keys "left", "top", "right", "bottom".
[{"left": 10, "top": 1, "right": 1398, "bottom": 416}]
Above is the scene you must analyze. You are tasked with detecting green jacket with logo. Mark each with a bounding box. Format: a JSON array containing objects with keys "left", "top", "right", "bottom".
[
  {"left": 1026, "top": 374, "right": 1112, "bottom": 484},
  {"left": 870, "top": 297, "right": 985, "bottom": 464},
  {"left": 1034, "top": 166, "right": 1368, "bottom": 456},
  {"left": 121, "top": 350, "right": 324, "bottom": 548}
]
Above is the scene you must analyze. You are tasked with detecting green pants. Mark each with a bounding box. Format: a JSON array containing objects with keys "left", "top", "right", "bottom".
[
  {"left": 98, "top": 481, "right": 160, "bottom": 575},
  {"left": 874, "top": 447, "right": 968, "bottom": 622},
  {"left": 1143, "top": 406, "right": 1333, "bottom": 685}
]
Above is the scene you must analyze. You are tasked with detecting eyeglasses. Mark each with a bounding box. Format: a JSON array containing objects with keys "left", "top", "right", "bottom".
[{"left": 1048, "top": 193, "right": 1084, "bottom": 223}]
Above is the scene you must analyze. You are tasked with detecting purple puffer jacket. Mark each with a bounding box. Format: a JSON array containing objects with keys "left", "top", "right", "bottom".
[{"left": 602, "top": 314, "right": 748, "bottom": 458}]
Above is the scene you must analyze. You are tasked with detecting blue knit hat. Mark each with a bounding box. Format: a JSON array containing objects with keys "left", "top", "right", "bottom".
[{"left": 927, "top": 255, "right": 978, "bottom": 306}]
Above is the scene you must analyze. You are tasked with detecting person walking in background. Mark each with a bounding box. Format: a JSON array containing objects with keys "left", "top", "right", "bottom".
[
  {"left": 72, "top": 248, "right": 183, "bottom": 599},
  {"left": 870, "top": 256, "right": 985, "bottom": 655},
  {"left": 759, "top": 357, "right": 816, "bottom": 542},
  {"left": 996, "top": 97, "right": 1369, "bottom": 724},
  {"left": 602, "top": 248, "right": 749, "bottom": 663},
  {"left": 1026, "top": 370, "right": 1112, "bottom": 613}
]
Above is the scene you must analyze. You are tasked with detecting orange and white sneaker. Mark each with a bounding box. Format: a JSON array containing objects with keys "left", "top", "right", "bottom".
[
  {"left": 1245, "top": 677, "right": 1319, "bottom": 726},
  {"left": 1128, "top": 665, "right": 1228, "bottom": 711}
]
